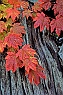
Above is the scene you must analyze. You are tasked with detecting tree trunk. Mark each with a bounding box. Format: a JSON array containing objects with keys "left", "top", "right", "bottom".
[{"left": 0, "top": 17, "right": 63, "bottom": 95}]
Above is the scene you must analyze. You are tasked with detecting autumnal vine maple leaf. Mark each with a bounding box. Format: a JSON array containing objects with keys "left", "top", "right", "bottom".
[
  {"left": 16, "top": 44, "right": 38, "bottom": 73},
  {"left": 8, "top": 0, "right": 19, "bottom": 5},
  {"left": 8, "top": 0, "right": 29, "bottom": 9},
  {"left": 0, "top": 0, "right": 47, "bottom": 86},
  {"left": 23, "top": 9, "right": 32, "bottom": 19},
  {"left": 0, "top": 21, "right": 6, "bottom": 33},
  {"left": 50, "top": 15, "right": 63, "bottom": 36},
  {"left": 10, "top": 23, "right": 26, "bottom": 35},
  {"left": 38, "top": 0, "right": 51, "bottom": 10},
  {"left": 8, "top": 0, "right": 21, "bottom": 8},
  {"left": 20, "top": 1, "right": 29, "bottom": 9},
  {"left": 28, "top": 65, "right": 46, "bottom": 85},
  {"left": 5, "top": 52, "right": 18, "bottom": 72},
  {"left": 53, "top": 0, "right": 63, "bottom": 16},
  {"left": 33, "top": 12, "right": 50, "bottom": 32},
  {"left": 4, "top": 33, "right": 23, "bottom": 49},
  {"left": 32, "top": 2, "right": 42, "bottom": 12},
  {"left": 6, "top": 8, "right": 20, "bottom": 21},
  {"left": 5, "top": 51, "right": 46, "bottom": 85},
  {"left": 5, "top": 52, "right": 24, "bottom": 72},
  {"left": 0, "top": 40, "right": 6, "bottom": 52},
  {"left": 16, "top": 44, "right": 37, "bottom": 59}
]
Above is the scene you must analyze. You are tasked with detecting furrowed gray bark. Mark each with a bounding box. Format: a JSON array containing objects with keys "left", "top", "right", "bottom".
[{"left": 0, "top": 17, "right": 63, "bottom": 95}]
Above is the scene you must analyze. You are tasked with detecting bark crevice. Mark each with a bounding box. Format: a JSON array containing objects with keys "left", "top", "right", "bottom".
[{"left": 0, "top": 18, "right": 63, "bottom": 95}]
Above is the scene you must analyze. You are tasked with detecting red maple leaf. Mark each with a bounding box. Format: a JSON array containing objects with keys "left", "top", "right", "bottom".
[
  {"left": 28, "top": 69, "right": 40, "bottom": 85},
  {"left": 20, "top": 1, "right": 29, "bottom": 9},
  {"left": 0, "top": 21, "right": 6, "bottom": 33},
  {"left": 4, "top": 33, "right": 23, "bottom": 49},
  {"left": 38, "top": 0, "right": 51, "bottom": 10},
  {"left": 33, "top": 12, "right": 50, "bottom": 32},
  {"left": 10, "top": 23, "right": 26, "bottom": 35},
  {"left": 8, "top": 0, "right": 18, "bottom": 5},
  {"left": 32, "top": 2, "right": 42, "bottom": 12},
  {"left": 5, "top": 52, "right": 24, "bottom": 72},
  {"left": 6, "top": 8, "right": 20, "bottom": 21},
  {"left": 8, "top": 0, "right": 29, "bottom": 8},
  {"left": 16, "top": 44, "right": 38, "bottom": 73},
  {"left": 50, "top": 15, "right": 63, "bottom": 36},
  {"left": 5, "top": 52, "right": 18, "bottom": 72},
  {"left": 53, "top": 0, "right": 63, "bottom": 16},
  {"left": 23, "top": 9, "right": 32, "bottom": 19},
  {"left": 28, "top": 65, "right": 46, "bottom": 85},
  {"left": 8, "top": 0, "right": 21, "bottom": 8}
]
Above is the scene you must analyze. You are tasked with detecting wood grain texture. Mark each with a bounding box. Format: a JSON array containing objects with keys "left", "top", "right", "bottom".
[{"left": 0, "top": 17, "right": 63, "bottom": 95}]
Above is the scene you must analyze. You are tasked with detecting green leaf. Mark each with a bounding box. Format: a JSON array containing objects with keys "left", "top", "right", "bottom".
[
  {"left": 0, "top": 4, "right": 7, "bottom": 12},
  {"left": 0, "top": 4, "right": 13, "bottom": 19},
  {"left": 0, "top": 4, "right": 13, "bottom": 12},
  {"left": 5, "top": 18, "right": 13, "bottom": 28},
  {"left": 0, "top": 31, "right": 8, "bottom": 41}
]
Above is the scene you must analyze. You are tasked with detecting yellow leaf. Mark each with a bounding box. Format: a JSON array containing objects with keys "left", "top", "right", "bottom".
[{"left": 2, "top": 0, "right": 8, "bottom": 4}]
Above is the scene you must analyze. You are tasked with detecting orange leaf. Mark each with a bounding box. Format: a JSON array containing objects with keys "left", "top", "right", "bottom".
[
  {"left": 8, "top": 0, "right": 29, "bottom": 9},
  {"left": 16, "top": 44, "right": 38, "bottom": 73},
  {"left": 23, "top": 9, "right": 32, "bottom": 19},
  {"left": 0, "top": 40, "right": 6, "bottom": 52},
  {"left": 20, "top": 1, "right": 29, "bottom": 9},
  {"left": 32, "top": 2, "right": 42, "bottom": 12},
  {"left": 0, "top": 21, "right": 6, "bottom": 33},
  {"left": 6, "top": 8, "right": 20, "bottom": 21},
  {"left": 8, "top": 0, "right": 21, "bottom": 8}
]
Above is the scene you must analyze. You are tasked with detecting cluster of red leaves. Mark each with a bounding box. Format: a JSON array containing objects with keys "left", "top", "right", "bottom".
[
  {"left": 50, "top": 15, "right": 63, "bottom": 36},
  {"left": 0, "top": 0, "right": 46, "bottom": 85},
  {"left": 51, "top": 0, "right": 63, "bottom": 36},
  {"left": 53, "top": 0, "right": 63, "bottom": 16},
  {"left": 32, "top": 0, "right": 63, "bottom": 36},
  {"left": 8, "top": 0, "right": 29, "bottom": 9},
  {"left": 0, "top": 0, "right": 63, "bottom": 85},
  {"left": 38, "top": 0, "right": 51, "bottom": 10},
  {"left": 5, "top": 45, "right": 46, "bottom": 85}
]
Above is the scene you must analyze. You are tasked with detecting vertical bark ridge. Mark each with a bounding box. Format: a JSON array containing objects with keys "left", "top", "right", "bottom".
[{"left": 0, "top": 18, "right": 63, "bottom": 95}]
